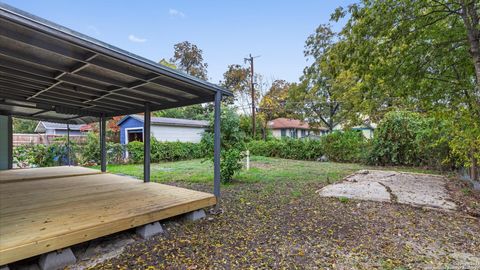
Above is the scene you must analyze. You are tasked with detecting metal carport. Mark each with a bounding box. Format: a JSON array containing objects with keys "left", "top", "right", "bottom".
[
  {"left": 0, "top": 3, "right": 232, "bottom": 265},
  {"left": 0, "top": 2, "right": 231, "bottom": 189}
]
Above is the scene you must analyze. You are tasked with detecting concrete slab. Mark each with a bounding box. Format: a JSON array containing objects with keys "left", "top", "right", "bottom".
[
  {"left": 135, "top": 221, "right": 164, "bottom": 239},
  {"left": 318, "top": 181, "right": 391, "bottom": 202},
  {"left": 38, "top": 248, "right": 76, "bottom": 270},
  {"left": 317, "top": 170, "right": 457, "bottom": 211}
]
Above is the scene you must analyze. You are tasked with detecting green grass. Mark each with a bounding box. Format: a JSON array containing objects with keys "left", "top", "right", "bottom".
[
  {"left": 99, "top": 156, "right": 364, "bottom": 185},
  {"left": 97, "top": 155, "right": 440, "bottom": 186}
]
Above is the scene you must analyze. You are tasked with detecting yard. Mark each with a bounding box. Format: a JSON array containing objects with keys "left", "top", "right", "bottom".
[{"left": 91, "top": 157, "right": 480, "bottom": 269}]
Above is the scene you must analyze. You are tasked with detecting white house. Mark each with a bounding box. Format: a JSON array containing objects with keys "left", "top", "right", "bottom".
[
  {"left": 267, "top": 118, "right": 328, "bottom": 139},
  {"left": 118, "top": 115, "right": 209, "bottom": 144}
]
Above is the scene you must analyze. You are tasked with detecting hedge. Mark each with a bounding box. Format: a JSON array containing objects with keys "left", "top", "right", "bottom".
[
  {"left": 127, "top": 139, "right": 205, "bottom": 164},
  {"left": 247, "top": 131, "right": 366, "bottom": 163}
]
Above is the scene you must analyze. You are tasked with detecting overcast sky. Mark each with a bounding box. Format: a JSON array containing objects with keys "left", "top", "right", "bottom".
[{"left": 3, "top": 0, "right": 355, "bottom": 84}]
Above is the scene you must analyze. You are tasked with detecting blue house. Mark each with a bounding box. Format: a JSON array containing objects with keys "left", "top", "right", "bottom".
[{"left": 118, "top": 115, "right": 209, "bottom": 145}]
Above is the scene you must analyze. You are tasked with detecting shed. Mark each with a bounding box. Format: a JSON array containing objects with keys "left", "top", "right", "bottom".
[{"left": 118, "top": 115, "right": 209, "bottom": 144}]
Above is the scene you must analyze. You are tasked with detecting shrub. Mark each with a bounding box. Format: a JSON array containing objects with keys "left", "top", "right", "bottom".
[
  {"left": 221, "top": 148, "right": 244, "bottom": 182},
  {"left": 247, "top": 139, "right": 324, "bottom": 160},
  {"left": 248, "top": 131, "right": 364, "bottom": 163},
  {"left": 320, "top": 131, "right": 366, "bottom": 163},
  {"left": 202, "top": 106, "right": 246, "bottom": 183},
  {"left": 13, "top": 138, "right": 79, "bottom": 167},
  {"left": 126, "top": 140, "right": 205, "bottom": 164},
  {"left": 79, "top": 132, "right": 125, "bottom": 165},
  {"left": 367, "top": 111, "right": 454, "bottom": 169}
]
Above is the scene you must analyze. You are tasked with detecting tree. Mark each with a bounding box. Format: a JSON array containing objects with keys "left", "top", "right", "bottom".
[
  {"left": 258, "top": 79, "right": 290, "bottom": 138},
  {"left": 13, "top": 118, "right": 38, "bottom": 133},
  {"left": 153, "top": 104, "right": 210, "bottom": 120},
  {"left": 220, "top": 64, "right": 269, "bottom": 115},
  {"left": 170, "top": 41, "right": 208, "bottom": 80},
  {"left": 330, "top": 0, "right": 480, "bottom": 179},
  {"left": 288, "top": 24, "right": 345, "bottom": 131}
]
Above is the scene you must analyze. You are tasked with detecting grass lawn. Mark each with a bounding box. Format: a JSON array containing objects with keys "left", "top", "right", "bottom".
[{"left": 93, "top": 157, "right": 480, "bottom": 269}]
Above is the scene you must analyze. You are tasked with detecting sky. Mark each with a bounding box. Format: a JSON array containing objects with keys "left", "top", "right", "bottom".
[{"left": 3, "top": 0, "right": 354, "bottom": 85}]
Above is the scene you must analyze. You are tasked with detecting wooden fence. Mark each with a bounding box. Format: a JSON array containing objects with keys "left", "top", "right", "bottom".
[{"left": 13, "top": 134, "right": 87, "bottom": 146}]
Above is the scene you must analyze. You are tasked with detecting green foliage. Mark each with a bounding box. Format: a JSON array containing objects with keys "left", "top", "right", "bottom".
[
  {"left": 328, "top": 1, "right": 479, "bottom": 170},
  {"left": 170, "top": 41, "right": 208, "bottom": 80},
  {"left": 153, "top": 104, "right": 211, "bottom": 120},
  {"left": 13, "top": 137, "right": 79, "bottom": 167},
  {"left": 221, "top": 148, "right": 244, "bottom": 182},
  {"left": 126, "top": 140, "right": 205, "bottom": 164},
  {"left": 247, "top": 139, "right": 324, "bottom": 161},
  {"left": 80, "top": 132, "right": 100, "bottom": 164},
  {"left": 367, "top": 111, "right": 454, "bottom": 169},
  {"left": 248, "top": 131, "right": 365, "bottom": 163},
  {"left": 12, "top": 118, "right": 38, "bottom": 133},
  {"left": 202, "top": 106, "right": 246, "bottom": 183},
  {"left": 321, "top": 131, "right": 366, "bottom": 163}
]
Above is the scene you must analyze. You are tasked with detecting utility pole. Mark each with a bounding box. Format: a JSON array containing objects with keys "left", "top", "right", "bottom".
[{"left": 244, "top": 54, "right": 259, "bottom": 138}]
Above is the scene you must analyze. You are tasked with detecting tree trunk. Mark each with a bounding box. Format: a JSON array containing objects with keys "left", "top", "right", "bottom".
[
  {"left": 471, "top": 153, "right": 479, "bottom": 181},
  {"left": 460, "top": 1, "right": 480, "bottom": 96}
]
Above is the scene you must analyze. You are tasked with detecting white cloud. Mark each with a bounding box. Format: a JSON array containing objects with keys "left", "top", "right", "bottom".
[
  {"left": 169, "top": 8, "right": 185, "bottom": 18},
  {"left": 128, "top": 34, "right": 147, "bottom": 43}
]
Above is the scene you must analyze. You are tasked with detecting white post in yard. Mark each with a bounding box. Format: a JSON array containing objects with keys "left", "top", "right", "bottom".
[{"left": 246, "top": 150, "right": 250, "bottom": 171}]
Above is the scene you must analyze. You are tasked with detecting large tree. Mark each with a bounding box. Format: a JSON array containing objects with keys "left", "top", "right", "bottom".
[
  {"left": 220, "top": 64, "right": 268, "bottom": 115},
  {"left": 330, "top": 0, "right": 480, "bottom": 178},
  {"left": 170, "top": 41, "right": 208, "bottom": 80},
  {"left": 288, "top": 24, "right": 346, "bottom": 131}
]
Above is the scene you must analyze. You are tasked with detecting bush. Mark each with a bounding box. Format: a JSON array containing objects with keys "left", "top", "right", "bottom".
[
  {"left": 248, "top": 131, "right": 365, "bottom": 163},
  {"left": 202, "top": 106, "right": 246, "bottom": 183},
  {"left": 126, "top": 139, "right": 205, "bottom": 164},
  {"left": 367, "top": 111, "right": 454, "bottom": 169},
  {"left": 320, "top": 131, "right": 366, "bottom": 163},
  {"left": 247, "top": 139, "right": 324, "bottom": 160},
  {"left": 79, "top": 132, "right": 125, "bottom": 165},
  {"left": 13, "top": 138, "right": 79, "bottom": 168}
]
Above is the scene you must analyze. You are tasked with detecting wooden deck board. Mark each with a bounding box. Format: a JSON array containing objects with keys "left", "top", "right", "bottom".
[
  {"left": 0, "top": 166, "right": 101, "bottom": 183},
  {"left": 0, "top": 168, "right": 216, "bottom": 265}
]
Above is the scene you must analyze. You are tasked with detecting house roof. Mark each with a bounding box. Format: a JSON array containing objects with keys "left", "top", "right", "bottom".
[
  {"left": 34, "top": 121, "right": 90, "bottom": 132},
  {"left": 118, "top": 114, "right": 209, "bottom": 128},
  {"left": 268, "top": 118, "right": 311, "bottom": 129},
  {"left": 0, "top": 3, "right": 232, "bottom": 124}
]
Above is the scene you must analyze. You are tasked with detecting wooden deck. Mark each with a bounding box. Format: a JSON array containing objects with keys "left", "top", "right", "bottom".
[
  {"left": 0, "top": 166, "right": 101, "bottom": 183},
  {"left": 0, "top": 167, "right": 216, "bottom": 265}
]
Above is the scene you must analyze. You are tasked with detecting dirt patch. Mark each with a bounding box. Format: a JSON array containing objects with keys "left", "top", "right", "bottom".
[
  {"left": 89, "top": 180, "right": 480, "bottom": 269},
  {"left": 317, "top": 170, "right": 457, "bottom": 211}
]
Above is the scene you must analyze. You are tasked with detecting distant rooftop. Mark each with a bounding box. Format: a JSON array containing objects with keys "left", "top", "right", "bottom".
[
  {"left": 118, "top": 115, "right": 209, "bottom": 128},
  {"left": 34, "top": 121, "right": 91, "bottom": 132},
  {"left": 268, "top": 118, "right": 328, "bottom": 130}
]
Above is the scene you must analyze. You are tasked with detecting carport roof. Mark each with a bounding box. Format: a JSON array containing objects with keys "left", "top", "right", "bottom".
[{"left": 0, "top": 3, "right": 231, "bottom": 124}]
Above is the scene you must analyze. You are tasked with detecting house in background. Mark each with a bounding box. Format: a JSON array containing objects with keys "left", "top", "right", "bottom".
[
  {"left": 268, "top": 118, "right": 328, "bottom": 139},
  {"left": 333, "top": 122, "right": 377, "bottom": 139},
  {"left": 34, "top": 121, "right": 90, "bottom": 135},
  {"left": 118, "top": 115, "right": 209, "bottom": 145}
]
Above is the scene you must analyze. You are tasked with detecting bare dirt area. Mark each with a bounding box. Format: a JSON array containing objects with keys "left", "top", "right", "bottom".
[{"left": 90, "top": 179, "right": 480, "bottom": 269}]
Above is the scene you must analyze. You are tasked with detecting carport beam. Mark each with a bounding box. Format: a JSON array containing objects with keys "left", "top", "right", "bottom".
[
  {"left": 100, "top": 114, "right": 106, "bottom": 172},
  {"left": 213, "top": 91, "right": 221, "bottom": 200},
  {"left": 144, "top": 103, "right": 151, "bottom": 182},
  {"left": 7, "top": 115, "right": 13, "bottom": 169},
  {"left": 66, "top": 123, "right": 70, "bottom": 166}
]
